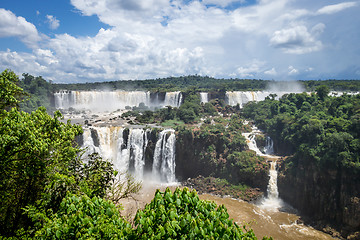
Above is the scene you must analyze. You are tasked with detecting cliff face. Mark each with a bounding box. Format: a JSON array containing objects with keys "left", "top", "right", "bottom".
[
  {"left": 278, "top": 160, "right": 360, "bottom": 236},
  {"left": 175, "top": 127, "right": 269, "bottom": 192}
]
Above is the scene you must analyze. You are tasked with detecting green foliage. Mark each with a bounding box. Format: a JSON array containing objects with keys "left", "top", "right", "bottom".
[
  {"left": 176, "top": 117, "right": 268, "bottom": 189},
  {"left": 0, "top": 69, "right": 26, "bottom": 111},
  {"left": 53, "top": 75, "right": 360, "bottom": 93},
  {"left": 316, "top": 85, "right": 330, "bottom": 101},
  {"left": 301, "top": 79, "right": 360, "bottom": 92},
  {"left": 242, "top": 92, "right": 360, "bottom": 171},
  {"left": 106, "top": 172, "right": 142, "bottom": 203},
  {"left": 0, "top": 70, "right": 129, "bottom": 237},
  {"left": 77, "top": 153, "right": 117, "bottom": 198},
  {"left": 0, "top": 69, "right": 269, "bottom": 239},
  {"left": 19, "top": 73, "right": 55, "bottom": 113},
  {"left": 133, "top": 187, "right": 259, "bottom": 239},
  {"left": 25, "top": 194, "right": 132, "bottom": 240},
  {"left": 0, "top": 107, "right": 82, "bottom": 234},
  {"left": 161, "top": 119, "right": 185, "bottom": 128},
  {"left": 53, "top": 76, "right": 270, "bottom": 92}
]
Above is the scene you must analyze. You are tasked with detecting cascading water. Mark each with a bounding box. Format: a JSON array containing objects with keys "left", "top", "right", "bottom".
[
  {"left": 127, "top": 129, "right": 147, "bottom": 178},
  {"left": 242, "top": 127, "right": 283, "bottom": 211},
  {"left": 164, "top": 91, "right": 183, "bottom": 108},
  {"left": 81, "top": 126, "right": 176, "bottom": 183},
  {"left": 153, "top": 129, "right": 176, "bottom": 183},
  {"left": 263, "top": 136, "right": 274, "bottom": 155},
  {"left": 54, "top": 90, "right": 183, "bottom": 111},
  {"left": 200, "top": 92, "right": 209, "bottom": 103},
  {"left": 261, "top": 160, "right": 284, "bottom": 211},
  {"left": 225, "top": 91, "right": 291, "bottom": 107}
]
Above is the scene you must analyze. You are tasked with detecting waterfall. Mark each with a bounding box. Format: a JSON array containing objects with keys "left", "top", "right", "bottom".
[
  {"left": 242, "top": 127, "right": 283, "bottom": 211},
  {"left": 263, "top": 136, "right": 274, "bottom": 155},
  {"left": 127, "top": 129, "right": 147, "bottom": 178},
  {"left": 54, "top": 90, "right": 151, "bottom": 112},
  {"left": 242, "top": 127, "right": 267, "bottom": 156},
  {"left": 153, "top": 129, "right": 176, "bottom": 183},
  {"left": 225, "top": 91, "right": 290, "bottom": 107},
  {"left": 81, "top": 126, "right": 176, "bottom": 183},
  {"left": 164, "top": 91, "right": 182, "bottom": 108},
  {"left": 267, "top": 161, "right": 279, "bottom": 200},
  {"left": 54, "top": 90, "right": 184, "bottom": 111},
  {"left": 200, "top": 92, "right": 209, "bottom": 103}
]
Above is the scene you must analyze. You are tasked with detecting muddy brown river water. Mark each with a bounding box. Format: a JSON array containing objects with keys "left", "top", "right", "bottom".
[{"left": 118, "top": 183, "right": 334, "bottom": 240}]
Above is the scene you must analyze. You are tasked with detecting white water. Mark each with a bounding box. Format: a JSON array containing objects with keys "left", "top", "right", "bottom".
[
  {"left": 226, "top": 90, "right": 360, "bottom": 107},
  {"left": 164, "top": 91, "right": 183, "bottom": 108},
  {"left": 200, "top": 92, "right": 209, "bottom": 103},
  {"left": 153, "top": 129, "right": 176, "bottom": 183},
  {"left": 54, "top": 90, "right": 183, "bottom": 112},
  {"left": 226, "top": 91, "right": 291, "bottom": 107},
  {"left": 242, "top": 126, "right": 284, "bottom": 211},
  {"left": 81, "top": 126, "right": 176, "bottom": 183}
]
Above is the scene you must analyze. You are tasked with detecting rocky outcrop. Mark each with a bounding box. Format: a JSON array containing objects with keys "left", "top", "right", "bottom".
[
  {"left": 278, "top": 160, "right": 360, "bottom": 237},
  {"left": 182, "top": 176, "right": 264, "bottom": 202},
  {"left": 175, "top": 127, "right": 269, "bottom": 192}
]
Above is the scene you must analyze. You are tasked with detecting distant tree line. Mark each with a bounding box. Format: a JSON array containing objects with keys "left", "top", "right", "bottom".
[{"left": 4, "top": 70, "right": 360, "bottom": 114}]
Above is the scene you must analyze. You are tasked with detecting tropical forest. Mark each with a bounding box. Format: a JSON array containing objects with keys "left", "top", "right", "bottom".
[{"left": 1, "top": 69, "right": 360, "bottom": 240}]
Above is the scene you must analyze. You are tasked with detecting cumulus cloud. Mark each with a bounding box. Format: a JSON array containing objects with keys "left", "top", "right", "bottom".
[
  {"left": 236, "top": 60, "right": 266, "bottom": 78},
  {"left": 317, "top": 2, "right": 357, "bottom": 15},
  {"left": 0, "top": 0, "right": 359, "bottom": 82},
  {"left": 46, "top": 15, "right": 60, "bottom": 30},
  {"left": 270, "top": 25, "right": 323, "bottom": 54},
  {"left": 201, "top": 0, "right": 246, "bottom": 8},
  {"left": 288, "top": 65, "right": 299, "bottom": 75},
  {"left": 0, "top": 8, "right": 41, "bottom": 47},
  {"left": 264, "top": 68, "right": 277, "bottom": 76}
]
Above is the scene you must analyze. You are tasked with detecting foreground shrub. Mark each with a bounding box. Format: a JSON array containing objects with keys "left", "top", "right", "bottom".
[
  {"left": 133, "top": 187, "right": 268, "bottom": 239},
  {"left": 26, "top": 194, "right": 132, "bottom": 240}
]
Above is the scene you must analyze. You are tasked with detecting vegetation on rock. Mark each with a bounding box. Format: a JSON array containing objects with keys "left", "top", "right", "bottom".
[{"left": 242, "top": 89, "right": 360, "bottom": 237}]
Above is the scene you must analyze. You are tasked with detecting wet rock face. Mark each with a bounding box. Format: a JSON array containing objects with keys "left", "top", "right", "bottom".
[
  {"left": 90, "top": 128, "right": 100, "bottom": 147},
  {"left": 278, "top": 160, "right": 360, "bottom": 237},
  {"left": 175, "top": 130, "right": 269, "bottom": 192}
]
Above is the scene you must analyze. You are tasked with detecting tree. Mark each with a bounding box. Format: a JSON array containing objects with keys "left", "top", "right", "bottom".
[
  {"left": 0, "top": 69, "right": 83, "bottom": 235},
  {"left": 0, "top": 69, "right": 142, "bottom": 237},
  {"left": 133, "top": 187, "right": 269, "bottom": 239},
  {"left": 25, "top": 194, "right": 132, "bottom": 239},
  {"left": 316, "top": 85, "right": 330, "bottom": 101},
  {"left": 0, "top": 69, "right": 25, "bottom": 111},
  {"left": 0, "top": 107, "right": 83, "bottom": 235}
]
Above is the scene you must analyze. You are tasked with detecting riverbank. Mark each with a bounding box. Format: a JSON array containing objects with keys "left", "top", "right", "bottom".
[{"left": 182, "top": 175, "right": 264, "bottom": 202}]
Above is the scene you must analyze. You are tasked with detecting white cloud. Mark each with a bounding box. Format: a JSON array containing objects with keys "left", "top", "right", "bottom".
[
  {"left": 1, "top": 0, "right": 360, "bottom": 82},
  {"left": 236, "top": 60, "right": 265, "bottom": 78},
  {"left": 0, "top": 8, "right": 41, "bottom": 47},
  {"left": 201, "top": 0, "right": 245, "bottom": 8},
  {"left": 288, "top": 65, "right": 299, "bottom": 75},
  {"left": 264, "top": 68, "right": 277, "bottom": 76},
  {"left": 317, "top": 2, "right": 357, "bottom": 15},
  {"left": 46, "top": 15, "right": 60, "bottom": 30},
  {"left": 270, "top": 25, "right": 323, "bottom": 54}
]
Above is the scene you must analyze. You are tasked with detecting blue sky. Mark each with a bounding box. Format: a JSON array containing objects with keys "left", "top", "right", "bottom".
[{"left": 0, "top": 0, "right": 359, "bottom": 83}]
